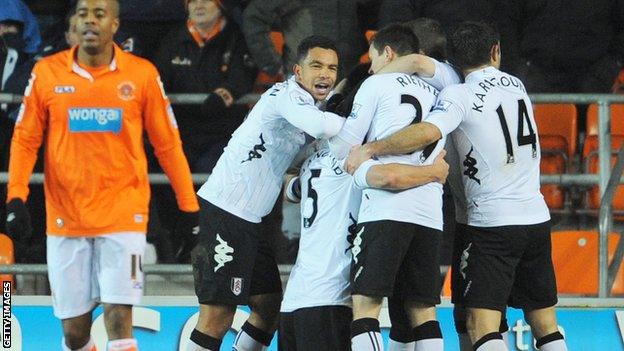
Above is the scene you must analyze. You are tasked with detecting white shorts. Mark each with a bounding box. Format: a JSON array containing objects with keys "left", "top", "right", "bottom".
[{"left": 47, "top": 232, "right": 146, "bottom": 319}]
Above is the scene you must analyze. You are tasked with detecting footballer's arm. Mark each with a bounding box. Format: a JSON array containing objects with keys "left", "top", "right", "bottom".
[
  {"left": 378, "top": 53, "right": 436, "bottom": 77},
  {"left": 355, "top": 122, "right": 443, "bottom": 163},
  {"left": 379, "top": 54, "right": 461, "bottom": 91},
  {"left": 355, "top": 150, "right": 448, "bottom": 190},
  {"left": 346, "top": 86, "right": 465, "bottom": 174}
]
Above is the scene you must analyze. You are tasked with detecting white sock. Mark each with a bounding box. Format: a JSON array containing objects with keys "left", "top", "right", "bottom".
[
  {"left": 501, "top": 331, "right": 509, "bottom": 348},
  {"left": 539, "top": 339, "right": 568, "bottom": 351},
  {"left": 387, "top": 339, "right": 414, "bottom": 351},
  {"left": 107, "top": 338, "right": 137, "bottom": 351},
  {"left": 458, "top": 333, "right": 472, "bottom": 351},
  {"left": 351, "top": 331, "right": 384, "bottom": 351},
  {"left": 232, "top": 322, "right": 272, "bottom": 351},
  {"left": 185, "top": 340, "right": 209, "bottom": 351},
  {"left": 415, "top": 338, "right": 443, "bottom": 351},
  {"left": 232, "top": 329, "right": 264, "bottom": 351},
  {"left": 63, "top": 337, "right": 96, "bottom": 351},
  {"left": 475, "top": 339, "right": 508, "bottom": 351}
]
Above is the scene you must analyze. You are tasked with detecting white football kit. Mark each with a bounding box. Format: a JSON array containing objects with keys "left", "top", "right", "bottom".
[
  {"left": 281, "top": 148, "right": 361, "bottom": 312},
  {"left": 197, "top": 76, "right": 344, "bottom": 223},
  {"left": 426, "top": 66, "right": 550, "bottom": 227},
  {"left": 332, "top": 73, "right": 444, "bottom": 230},
  {"left": 421, "top": 58, "right": 462, "bottom": 91}
]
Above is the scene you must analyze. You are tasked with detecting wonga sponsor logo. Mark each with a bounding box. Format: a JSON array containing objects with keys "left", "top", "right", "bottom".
[{"left": 68, "top": 108, "right": 122, "bottom": 133}]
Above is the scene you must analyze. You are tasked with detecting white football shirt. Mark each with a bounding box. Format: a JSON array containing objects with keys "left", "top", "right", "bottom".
[
  {"left": 426, "top": 66, "right": 550, "bottom": 227},
  {"left": 421, "top": 58, "right": 462, "bottom": 91},
  {"left": 197, "top": 76, "right": 345, "bottom": 223},
  {"left": 445, "top": 138, "right": 468, "bottom": 225},
  {"left": 331, "top": 73, "right": 444, "bottom": 230},
  {"left": 281, "top": 148, "right": 361, "bottom": 312}
]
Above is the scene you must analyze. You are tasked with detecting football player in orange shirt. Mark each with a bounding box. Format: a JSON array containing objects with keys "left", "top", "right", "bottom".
[{"left": 5, "top": 1, "right": 199, "bottom": 350}]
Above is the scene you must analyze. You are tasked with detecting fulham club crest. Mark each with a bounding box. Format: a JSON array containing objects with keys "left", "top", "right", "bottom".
[
  {"left": 231, "top": 277, "right": 243, "bottom": 296},
  {"left": 117, "top": 81, "right": 136, "bottom": 101}
]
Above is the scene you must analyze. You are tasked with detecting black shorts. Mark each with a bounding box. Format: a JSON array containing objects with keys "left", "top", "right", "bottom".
[
  {"left": 278, "top": 305, "right": 352, "bottom": 351},
  {"left": 350, "top": 220, "right": 442, "bottom": 305},
  {"left": 192, "top": 199, "right": 282, "bottom": 305},
  {"left": 458, "top": 221, "right": 558, "bottom": 312},
  {"left": 450, "top": 223, "right": 469, "bottom": 305}
]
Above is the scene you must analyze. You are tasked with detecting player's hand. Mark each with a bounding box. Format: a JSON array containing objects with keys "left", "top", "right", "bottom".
[
  {"left": 214, "top": 87, "right": 234, "bottom": 107},
  {"left": 201, "top": 93, "right": 227, "bottom": 115},
  {"left": 325, "top": 93, "right": 345, "bottom": 114},
  {"left": 5, "top": 198, "right": 32, "bottom": 243},
  {"left": 432, "top": 150, "right": 449, "bottom": 184},
  {"left": 174, "top": 210, "right": 199, "bottom": 263},
  {"left": 345, "top": 144, "right": 373, "bottom": 175},
  {"left": 283, "top": 174, "right": 301, "bottom": 203}
]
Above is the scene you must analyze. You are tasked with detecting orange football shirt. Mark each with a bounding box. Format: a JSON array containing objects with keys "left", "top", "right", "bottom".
[{"left": 8, "top": 45, "right": 199, "bottom": 236}]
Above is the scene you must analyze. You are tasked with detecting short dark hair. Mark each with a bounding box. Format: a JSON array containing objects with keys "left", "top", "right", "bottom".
[
  {"left": 76, "top": 0, "right": 119, "bottom": 18},
  {"left": 296, "top": 35, "right": 338, "bottom": 64},
  {"left": 371, "top": 24, "right": 419, "bottom": 57},
  {"left": 404, "top": 18, "right": 448, "bottom": 61},
  {"left": 450, "top": 21, "right": 500, "bottom": 70}
]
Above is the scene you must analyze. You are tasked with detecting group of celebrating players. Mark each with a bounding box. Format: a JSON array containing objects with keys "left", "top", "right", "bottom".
[
  {"left": 4, "top": 0, "right": 569, "bottom": 350},
  {"left": 188, "top": 18, "right": 569, "bottom": 351}
]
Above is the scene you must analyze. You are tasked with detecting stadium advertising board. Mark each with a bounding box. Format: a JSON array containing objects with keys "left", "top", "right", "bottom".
[{"left": 3, "top": 298, "right": 623, "bottom": 350}]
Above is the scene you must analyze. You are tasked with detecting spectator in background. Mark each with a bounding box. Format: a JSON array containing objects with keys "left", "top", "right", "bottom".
[
  {"left": 5, "top": 1, "right": 199, "bottom": 350},
  {"left": 1, "top": 0, "right": 39, "bottom": 91},
  {"left": 0, "top": 0, "right": 37, "bottom": 241},
  {"left": 378, "top": 0, "right": 501, "bottom": 37},
  {"left": 151, "top": 0, "right": 256, "bottom": 262},
  {"left": 116, "top": 0, "right": 188, "bottom": 60},
  {"left": 0, "top": 19, "right": 44, "bottom": 264},
  {"left": 155, "top": 0, "right": 256, "bottom": 173},
  {"left": 242, "top": 0, "right": 375, "bottom": 79},
  {"left": 502, "top": 0, "right": 624, "bottom": 93},
  {"left": 0, "top": 0, "right": 41, "bottom": 56}
]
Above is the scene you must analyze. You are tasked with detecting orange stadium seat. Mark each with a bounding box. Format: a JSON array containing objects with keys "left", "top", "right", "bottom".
[
  {"left": 270, "top": 31, "right": 285, "bottom": 55},
  {"left": 551, "top": 230, "right": 624, "bottom": 295},
  {"left": 0, "top": 234, "right": 14, "bottom": 290},
  {"left": 254, "top": 31, "right": 286, "bottom": 92},
  {"left": 533, "top": 104, "right": 578, "bottom": 210},
  {"left": 583, "top": 104, "right": 624, "bottom": 210}
]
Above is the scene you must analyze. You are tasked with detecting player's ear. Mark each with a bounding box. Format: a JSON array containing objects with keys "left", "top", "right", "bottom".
[
  {"left": 384, "top": 45, "right": 393, "bottom": 62},
  {"left": 293, "top": 63, "right": 302, "bottom": 79},
  {"left": 111, "top": 18, "right": 120, "bottom": 35},
  {"left": 490, "top": 42, "right": 500, "bottom": 62}
]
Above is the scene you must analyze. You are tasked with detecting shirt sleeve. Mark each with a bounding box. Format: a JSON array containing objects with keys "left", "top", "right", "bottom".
[
  {"left": 328, "top": 79, "right": 378, "bottom": 158},
  {"left": 143, "top": 67, "right": 199, "bottom": 212},
  {"left": 7, "top": 67, "right": 47, "bottom": 202},
  {"left": 425, "top": 86, "right": 466, "bottom": 137},
  {"left": 352, "top": 158, "right": 379, "bottom": 189},
  {"left": 421, "top": 60, "right": 462, "bottom": 91},
  {"left": 276, "top": 86, "right": 345, "bottom": 139}
]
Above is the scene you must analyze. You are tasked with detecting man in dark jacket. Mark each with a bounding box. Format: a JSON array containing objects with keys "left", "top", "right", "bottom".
[
  {"left": 155, "top": 0, "right": 256, "bottom": 173},
  {"left": 152, "top": 0, "right": 256, "bottom": 262},
  {"left": 242, "top": 0, "right": 374, "bottom": 78}
]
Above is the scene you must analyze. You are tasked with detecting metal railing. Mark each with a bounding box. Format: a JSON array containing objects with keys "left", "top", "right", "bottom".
[
  {"left": 1, "top": 92, "right": 624, "bottom": 297},
  {"left": 530, "top": 94, "right": 624, "bottom": 298}
]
